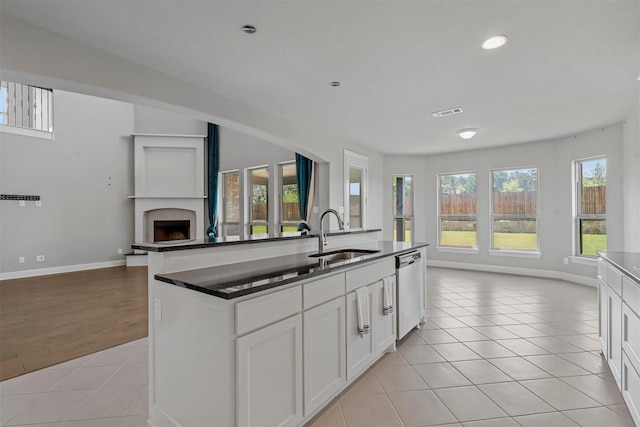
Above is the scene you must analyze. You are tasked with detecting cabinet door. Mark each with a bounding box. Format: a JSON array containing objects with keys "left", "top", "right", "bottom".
[
  {"left": 370, "top": 279, "right": 396, "bottom": 356},
  {"left": 303, "top": 297, "right": 346, "bottom": 416},
  {"left": 419, "top": 249, "right": 427, "bottom": 322},
  {"left": 236, "top": 314, "right": 303, "bottom": 427},
  {"left": 346, "top": 288, "right": 374, "bottom": 380},
  {"left": 608, "top": 291, "right": 623, "bottom": 388},
  {"left": 598, "top": 278, "right": 608, "bottom": 355}
]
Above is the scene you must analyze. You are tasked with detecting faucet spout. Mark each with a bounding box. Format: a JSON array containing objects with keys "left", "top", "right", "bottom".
[{"left": 318, "top": 209, "right": 345, "bottom": 254}]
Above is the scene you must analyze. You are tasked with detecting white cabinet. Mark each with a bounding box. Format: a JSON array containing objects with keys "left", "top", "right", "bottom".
[
  {"left": 608, "top": 289, "right": 623, "bottom": 386},
  {"left": 346, "top": 287, "right": 375, "bottom": 380},
  {"left": 346, "top": 276, "right": 396, "bottom": 381},
  {"left": 598, "top": 277, "right": 608, "bottom": 355},
  {"left": 598, "top": 256, "right": 640, "bottom": 426},
  {"left": 236, "top": 314, "right": 303, "bottom": 427},
  {"left": 371, "top": 278, "right": 396, "bottom": 356},
  {"left": 303, "top": 297, "right": 346, "bottom": 416}
]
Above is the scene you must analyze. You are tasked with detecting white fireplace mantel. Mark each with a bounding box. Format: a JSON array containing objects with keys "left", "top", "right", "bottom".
[{"left": 131, "top": 134, "right": 207, "bottom": 247}]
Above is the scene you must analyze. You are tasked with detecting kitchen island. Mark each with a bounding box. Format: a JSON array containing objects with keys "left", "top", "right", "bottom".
[{"left": 136, "top": 230, "right": 428, "bottom": 427}]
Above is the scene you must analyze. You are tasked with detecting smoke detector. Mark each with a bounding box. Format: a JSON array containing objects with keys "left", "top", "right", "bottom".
[{"left": 431, "top": 107, "right": 463, "bottom": 118}]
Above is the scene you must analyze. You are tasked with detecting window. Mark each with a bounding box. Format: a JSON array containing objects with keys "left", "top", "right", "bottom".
[
  {"left": 0, "top": 81, "right": 54, "bottom": 134},
  {"left": 438, "top": 172, "right": 477, "bottom": 248},
  {"left": 344, "top": 151, "right": 368, "bottom": 230},
  {"left": 249, "top": 167, "right": 269, "bottom": 235},
  {"left": 221, "top": 171, "right": 240, "bottom": 237},
  {"left": 491, "top": 167, "right": 538, "bottom": 251},
  {"left": 576, "top": 157, "right": 606, "bottom": 256},
  {"left": 279, "top": 162, "right": 300, "bottom": 232},
  {"left": 392, "top": 175, "right": 413, "bottom": 242}
]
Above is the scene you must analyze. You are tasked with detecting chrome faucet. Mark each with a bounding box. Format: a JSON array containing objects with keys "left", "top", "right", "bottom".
[{"left": 319, "top": 209, "right": 345, "bottom": 253}]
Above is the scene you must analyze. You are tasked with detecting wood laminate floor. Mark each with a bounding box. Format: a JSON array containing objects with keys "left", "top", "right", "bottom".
[{"left": 0, "top": 266, "right": 148, "bottom": 381}]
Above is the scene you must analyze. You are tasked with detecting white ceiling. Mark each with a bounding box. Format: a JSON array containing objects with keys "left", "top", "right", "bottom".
[{"left": 1, "top": 0, "right": 638, "bottom": 155}]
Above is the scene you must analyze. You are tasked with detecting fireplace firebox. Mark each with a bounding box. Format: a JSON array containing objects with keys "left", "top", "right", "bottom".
[{"left": 154, "top": 220, "right": 190, "bottom": 242}]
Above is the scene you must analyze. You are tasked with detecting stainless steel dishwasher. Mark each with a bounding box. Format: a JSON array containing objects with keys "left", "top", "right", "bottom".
[{"left": 396, "top": 251, "right": 425, "bottom": 340}]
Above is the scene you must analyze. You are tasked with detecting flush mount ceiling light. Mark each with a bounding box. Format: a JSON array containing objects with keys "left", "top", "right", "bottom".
[
  {"left": 330, "top": 81, "right": 340, "bottom": 87},
  {"left": 241, "top": 25, "right": 257, "bottom": 34},
  {"left": 457, "top": 128, "right": 478, "bottom": 139},
  {"left": 482, "top": 35, "right": 508, "bottom": 50}
]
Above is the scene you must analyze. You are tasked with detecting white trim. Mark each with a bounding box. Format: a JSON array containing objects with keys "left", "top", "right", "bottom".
[
  {"left": 426, "top": 259, "right": 597, "bottom": 287},
  {"left": 489, "top": 249, "right": 542, "bottom": 259},
  {"left": 0, "top": 124, "right": 54, "bottom": 140},
  {"left": 569, "top": 255, "right": 598, "bottom": 266},
  {"left": 437, "top": 246, "right": 480, "bottom": 254},
  {"left": 0, "top": 260, "right": 126, "bottom": 280},
  {"left": 131, "top": 133, "right": 206, "bottom": 138}
]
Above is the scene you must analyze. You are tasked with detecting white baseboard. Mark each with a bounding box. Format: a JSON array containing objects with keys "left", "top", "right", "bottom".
[
  {"left": 426, "top": 260, "right": 597, "bottom": 287},
  {"left": 0, "top": 260, "right": 127, "bottom": 280},
  {"left": 126, "top": 253, "right": 148, "bottom": 267}
]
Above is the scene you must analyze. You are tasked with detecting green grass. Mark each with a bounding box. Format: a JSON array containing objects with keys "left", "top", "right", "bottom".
[
  {"left": 251, "top": 225, "right": 268, "bottom": 234},
  {"left": 440, "top": 231, "right": 538, "bottom": 250},
  {"left": 582, "top": 234, "right": 607, "bottom": 256},
  {"left": 393, "top": 230, "right": 413, "bottom": 242}
]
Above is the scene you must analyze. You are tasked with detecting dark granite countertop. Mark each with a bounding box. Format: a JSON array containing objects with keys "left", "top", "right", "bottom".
[
  {"left": 155, "top": 241, "right": 429, "bottom": 299},
  {"left": 132, "top": 229, "right": 382, "bottom": 252},
  {"left": 598, "top": 251, "right": 640, "bottom": 283}
]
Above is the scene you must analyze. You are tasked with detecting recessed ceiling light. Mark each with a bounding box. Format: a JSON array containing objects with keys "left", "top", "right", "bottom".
[
  {"left": 330, "top": 81, "right": 340, "bottom": 87},
  {"left": 457, "top": 128, "right": 478, "bottom": 139},
  {"left": 482, "top": 35, "right": 508, "bottom": 50},
  {"left": 241, "top": 25, "right": 257, "bottom": 34}
]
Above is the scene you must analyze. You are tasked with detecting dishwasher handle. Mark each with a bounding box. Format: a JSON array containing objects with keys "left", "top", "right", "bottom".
[{"left": 396, "top": 251, "right": 421, "bottom": 268}]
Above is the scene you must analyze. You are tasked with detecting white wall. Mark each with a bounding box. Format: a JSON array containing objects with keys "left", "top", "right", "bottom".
[
  {"left": 0, "top": 91, "right": 134, "bottom": 275},
  {"left": 622, "top": 87, "right": 640, "bottom": 253},
  {"left": 384, "top": 123, "right": 625, "bottom": 282},
  {"left": 0, "top": 13, "right": 385, "bottom": 236}
]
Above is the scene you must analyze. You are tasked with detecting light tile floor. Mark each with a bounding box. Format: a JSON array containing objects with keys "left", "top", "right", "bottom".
[
  {"left": 308, "top": 268, "right": 636, "bottom": 427},
  {"left": 1, "top": 338, "right": 148, "bottom": 427},
  {"left": 1, "top": 268, "right": 636, "bottom": 427}
]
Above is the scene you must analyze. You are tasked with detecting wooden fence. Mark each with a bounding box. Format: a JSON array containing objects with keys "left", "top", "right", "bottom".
[
  {"left": 252, "top": 203, "right": 299, "bottom": 221},
  {"left": 441, "top": 186, "right": 605, "bottom": 215}
]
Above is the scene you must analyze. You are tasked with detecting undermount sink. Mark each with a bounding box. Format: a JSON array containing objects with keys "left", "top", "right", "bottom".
[{"left": 308, "top": 248, "right": 380, "bottom": 261}]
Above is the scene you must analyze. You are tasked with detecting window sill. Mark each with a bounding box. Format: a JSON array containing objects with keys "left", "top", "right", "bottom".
[
  {"left": 437, "top": 246, "right": 479, "bottom": 255},
  {"left": 0, "top": 125, "right": 54, "bottom": 140},
  {"left": 568, "top": 256, "right": 598, "bottom": 266},
  {"left": 489, "top": 249, "right": 542, "bottom": 259}
]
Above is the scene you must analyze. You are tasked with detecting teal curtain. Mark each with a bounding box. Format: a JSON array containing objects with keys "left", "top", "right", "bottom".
[
  {"left": 295, "top": 153, "right": 314, "bottom": 232},
  {"left": 207, "top": 123, "right": 219, "bottom": 239}
]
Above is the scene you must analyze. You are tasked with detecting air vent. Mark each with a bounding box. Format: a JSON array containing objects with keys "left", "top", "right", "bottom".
[{"left": 431, "top": 107, "right": 463, "bottom": 118}]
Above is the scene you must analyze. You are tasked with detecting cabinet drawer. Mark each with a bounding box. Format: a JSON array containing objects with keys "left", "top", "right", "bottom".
[
  {"left": 607, "top": 265, "right": 624, "bottom": 297},
  {"left": 303, "top": 273, "right": 345, "bottom": 310},
  {"left": 598, "top": 258, "right": 608, "bottom": 282},
  {"left": 622, "top": 353, "right": 640, "bottom": 427},
  {"left": 623, "top": 302, "right": 640, "bottom": 374},
  {"left": 346, "top": 258, "right": 395, "bottom": 293},
  {"left": 623, "top": 277, "right": 640, "bottom": 317},
  {"left": 236, "top": 287, "right": 302, "bottom": 336}
]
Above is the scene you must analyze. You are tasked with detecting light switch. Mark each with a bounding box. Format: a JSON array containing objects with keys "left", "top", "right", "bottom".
[{"left": 19, "top": 201, "right": 25, "bottom": 207}]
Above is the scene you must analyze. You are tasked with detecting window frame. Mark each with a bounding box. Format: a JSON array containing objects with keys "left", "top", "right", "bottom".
[
  {"left": 392, "top": 174, "right": 414, "bottom": 243},
  {"left": 489, "top": 165, "right": 540, "bottom": 255},
  {"left": 278, "top": 161, "right": 300, "bottom": 233},
  {"left": 574, "top": 156, "right": 607, "bottom": 258},
  {"left": 437, "top": 170, "right": 478, "bottom": 251},
  {"left": 247, "top": 165, "right": 269, "bottom": 235},
  {"left": 220, "top": 170, "right": 240, "bottom": 237}
]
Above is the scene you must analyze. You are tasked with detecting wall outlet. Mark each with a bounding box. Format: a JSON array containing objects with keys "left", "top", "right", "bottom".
[
  {"left": 117, "top": 248, "right": 123, "bottom": 255},
  {"left": 19, "top": 200, "right": 25, "bottom": 207},
  {"left": 36, "top": 255, "right": 45, "bottom": 262},
  {"left": 564, "top": 257, "right": 569, "bottom": 265},
  {"left": 154, "top": 298, "right": 162, "bottom": 322},
  {"left": 312, "top": 206, "right": 318, "bottom": 214},
  {"left": 35, "top": 201, "right": 42, "bottom": 207},
  {"left": 18, "top": 257, "right": 25, "bottom": 264},
  {"left": 338, "top": 206, "right": 344, "bottom": 213}
]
